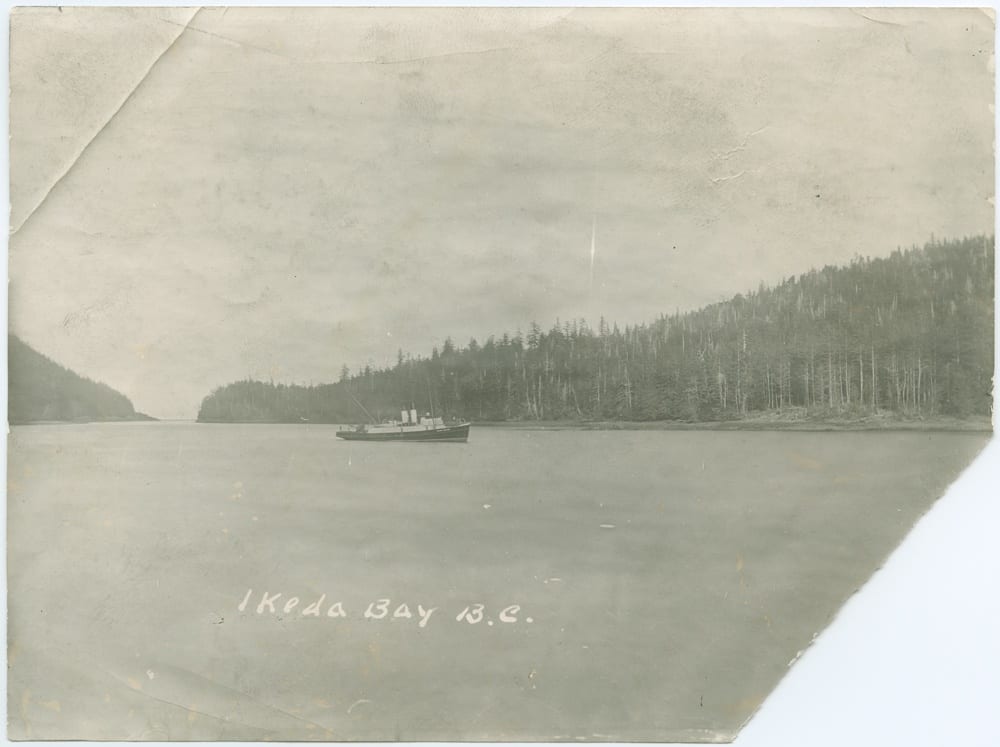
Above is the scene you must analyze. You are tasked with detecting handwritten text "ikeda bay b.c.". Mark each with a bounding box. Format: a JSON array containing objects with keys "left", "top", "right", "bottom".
[{"left": 237, "top": 589, "right": 534, "bottom": 628}]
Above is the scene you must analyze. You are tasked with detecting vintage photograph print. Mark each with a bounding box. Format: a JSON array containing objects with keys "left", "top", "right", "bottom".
[{"left": 7, "top": 7, "right": 995, "bottom": 742}]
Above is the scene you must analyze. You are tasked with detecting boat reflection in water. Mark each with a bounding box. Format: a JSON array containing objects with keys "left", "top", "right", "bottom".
[{"left": 336, "top": 407, "right": 470, "bottom": 443}]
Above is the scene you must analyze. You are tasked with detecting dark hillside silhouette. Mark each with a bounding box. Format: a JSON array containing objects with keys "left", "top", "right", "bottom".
[
  {"left": 8, "top": 335, "right": 152, "bottom": 424},
  {"left": 198, "top": 235, "right": 994, "bottom": 424}
]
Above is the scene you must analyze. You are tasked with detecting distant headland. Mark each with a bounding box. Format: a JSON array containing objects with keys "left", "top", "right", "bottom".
[{"left": 8, "top": 334, "right": 155, "bottom": 424}]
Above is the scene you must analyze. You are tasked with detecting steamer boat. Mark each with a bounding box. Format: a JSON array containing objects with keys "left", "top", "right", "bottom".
[{"left": 336, "top": 406, "right": 470, "bottom": 443}]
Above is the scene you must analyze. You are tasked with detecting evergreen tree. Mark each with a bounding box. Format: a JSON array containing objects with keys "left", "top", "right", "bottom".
[{"left": 197, "top": 235, "right": 994, "bottom": 424}]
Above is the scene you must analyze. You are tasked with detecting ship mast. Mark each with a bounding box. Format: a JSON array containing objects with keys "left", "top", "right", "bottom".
[
  {"left": 346, "top": 391, "right": 376, "bottom": 424},
  {"left": 426, "top": 377, "right": 436, "bottom": 419}
]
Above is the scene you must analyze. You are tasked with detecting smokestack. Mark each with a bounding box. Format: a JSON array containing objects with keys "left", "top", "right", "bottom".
[
  {"left": 410, "top": 408, "right": 418, "bottom": 424},
  {"left": 400, "top": 409, "right": 408, "bottom": 424}
]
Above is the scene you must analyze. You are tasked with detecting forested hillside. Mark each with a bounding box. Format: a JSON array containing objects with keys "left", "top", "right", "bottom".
[
  {"left": 8, "top": 335, "right": 151, "bottom": 424},
  {"left": 198, "top": 235, "right": 994, "bottom": 424}
]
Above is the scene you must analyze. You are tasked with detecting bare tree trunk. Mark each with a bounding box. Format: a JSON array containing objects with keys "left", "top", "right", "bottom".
[
  {"left": 859, "top": 348, "right": 864, "bottom": 408},
  {"left": 828, "top": 346, "right": 834, "bottom": 408},
  {"left": 871, "top": 344, "right": 878, "bottom": 411}
]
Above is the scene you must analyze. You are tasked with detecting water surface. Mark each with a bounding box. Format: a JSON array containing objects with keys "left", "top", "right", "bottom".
[{"left": 7, "top": 423, "right": 989, "bottom": 740}]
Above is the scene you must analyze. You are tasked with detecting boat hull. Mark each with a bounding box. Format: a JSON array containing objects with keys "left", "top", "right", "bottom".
[{"left": 336, "top": 423, "right": 470, "bottom": 443}]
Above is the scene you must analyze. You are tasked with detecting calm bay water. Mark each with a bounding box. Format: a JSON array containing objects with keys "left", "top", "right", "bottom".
[{"left": 7, "top": 423, "right": 989, "bottom": 740}]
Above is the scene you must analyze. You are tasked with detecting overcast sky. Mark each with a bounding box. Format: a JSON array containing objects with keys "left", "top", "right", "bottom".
[{"left": 9, "top": 7, "right": 994, "bottom": 419}]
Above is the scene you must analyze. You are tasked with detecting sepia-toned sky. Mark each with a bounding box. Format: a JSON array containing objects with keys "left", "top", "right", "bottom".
[{"left": 9, "top": 7, "right": 995, "bottom": 419}]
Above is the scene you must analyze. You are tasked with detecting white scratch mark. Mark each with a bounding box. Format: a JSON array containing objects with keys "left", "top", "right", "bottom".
[
  {"left": 713, "top": 125, "right": 769, "bottom": 161},
  {"left": 710, "top": 170, "right": 746, "bottom": 185},
  {"left": 347, "top": 699, "right": 372, "bottom": 715}
]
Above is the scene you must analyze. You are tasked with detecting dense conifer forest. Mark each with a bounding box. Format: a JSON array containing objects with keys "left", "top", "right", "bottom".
[
  {"left": 8, "top": 335, "right": 151, "bottom": 424},
  {"left": 197, "top": 235, "right": 994, "bottom": 425}
]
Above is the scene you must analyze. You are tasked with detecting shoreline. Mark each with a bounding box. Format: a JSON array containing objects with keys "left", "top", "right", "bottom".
[
  {"left": 13, "top": 414, "right": 992, "bottom": 432},
  {"left": 9, "top": 414, "right": 157, "bottom": 426},
  {"left": 76, "top": 414, "right": 996, "bottom": 432},
  {"left": 471, "top": 416, "right": 993, "bottom": 433}
]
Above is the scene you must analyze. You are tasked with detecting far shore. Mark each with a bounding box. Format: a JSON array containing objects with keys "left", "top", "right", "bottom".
[
  {"left": 9, "top": 413, "right": 157, "bottom": 426},
  {"left": 183, "top": 413, "right": 994, "bottom": 432},
  {"left": 12, "top": 414, "right": 992, "bottom": 432},
  {"left": 472, "top": 415, "right": 993, "bottom": 433}
]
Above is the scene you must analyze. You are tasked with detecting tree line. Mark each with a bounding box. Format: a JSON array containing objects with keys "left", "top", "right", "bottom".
[{"left": 197, "top": 235, "right": 994, "bottom": 424}]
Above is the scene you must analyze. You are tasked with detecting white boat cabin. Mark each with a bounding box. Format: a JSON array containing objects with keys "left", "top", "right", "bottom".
[{"left": 363, "top": 410, "right": 446, "bottom": 432}]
